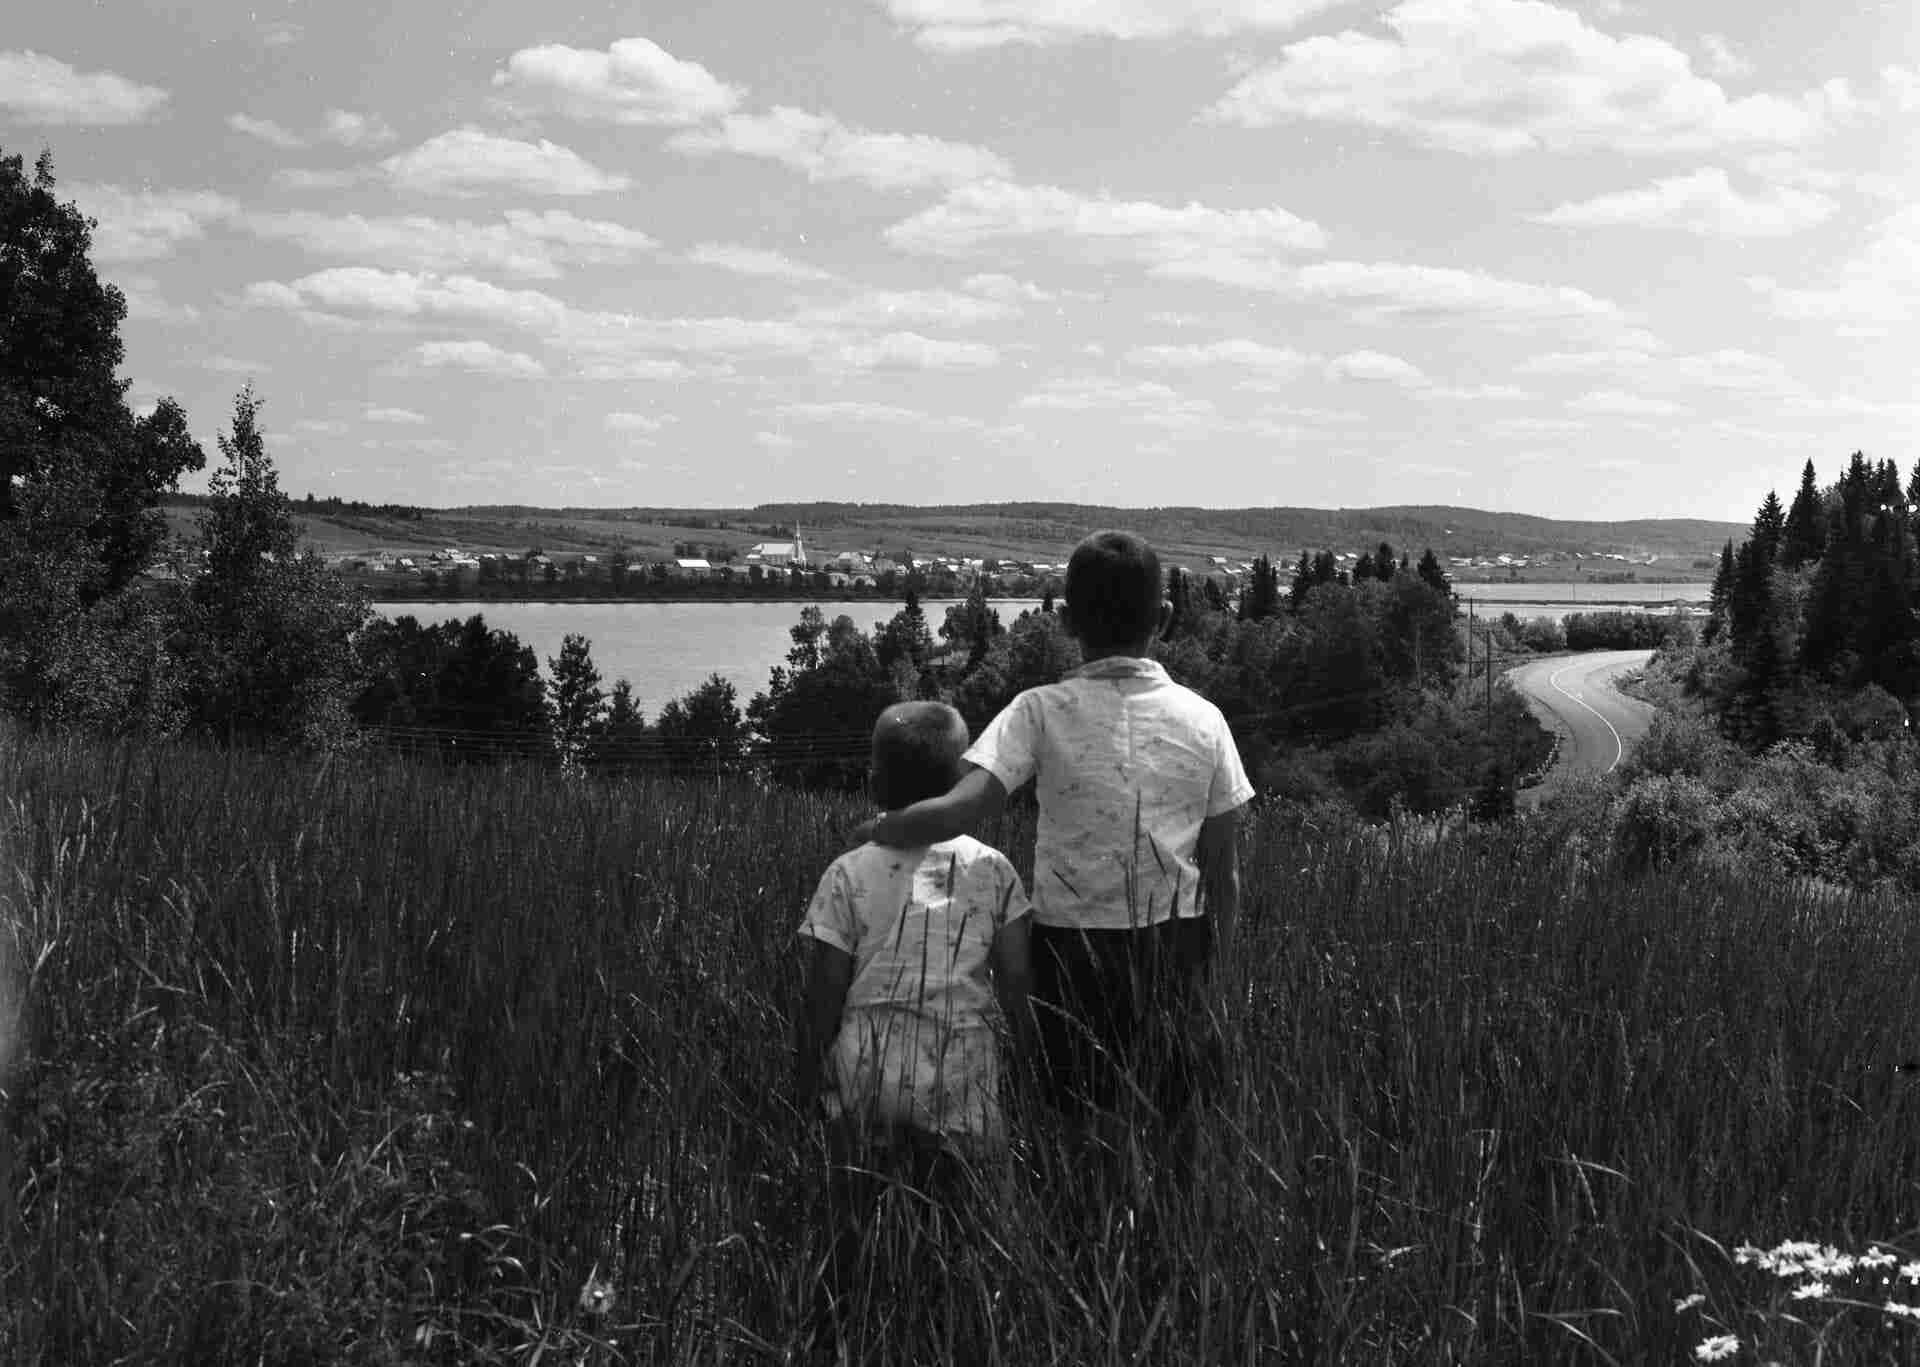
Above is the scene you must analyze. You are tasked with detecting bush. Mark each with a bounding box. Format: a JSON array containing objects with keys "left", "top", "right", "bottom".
[{"left": 1613, "top": 772, "right": 1716, "bottom": 873}]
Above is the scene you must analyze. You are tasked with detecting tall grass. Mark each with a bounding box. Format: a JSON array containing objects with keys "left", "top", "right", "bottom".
[{"left": 5, "top": 725, "right": 1920, "bottom": 1363}]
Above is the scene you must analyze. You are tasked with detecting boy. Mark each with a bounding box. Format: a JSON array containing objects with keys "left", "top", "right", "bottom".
[
  {"left": 866, "top": 532, "right": 1253, "bottom": 1175},
  {"left": 796, "top": 700, "right": 1034, "bottom": 1341}
]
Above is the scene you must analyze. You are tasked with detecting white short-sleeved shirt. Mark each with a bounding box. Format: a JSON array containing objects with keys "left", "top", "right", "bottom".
[
  {"left": 965, "top": 656, "right": 1254, "bottom": 932},
  {"left": 797, "top": 836, "right": 1032, "bottom": 1141}
]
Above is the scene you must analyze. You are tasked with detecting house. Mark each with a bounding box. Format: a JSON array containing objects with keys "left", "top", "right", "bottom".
[{"left": 672, "top": 558, "right": 711, "bottom": 580}]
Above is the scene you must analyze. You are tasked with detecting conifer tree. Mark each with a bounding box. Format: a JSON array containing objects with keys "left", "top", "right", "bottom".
[
  {"left": 1240, "top": 553, "right": 1281, "bottom": 621},
  {"left": 1750, "top": 489, "right": 1785, "bottom": 567},
  {"left": 1289, "top": 551, "right": 1315, "bottom": 611},
  {"left": 1416, "top": 548, "right": 1451, "bottom": 597},
  {"left": 1352, "top": 551, "right": 1377, "bottom": 582},
  {"left": 1375, "top": 542, "right": 1397, "bottom": 581},
  {"left": 1780, "top": 459, "right": 1825, "bottom": 570},
  {"left": 1704, "top": 539, "right": 1735, "bottom": 644}
]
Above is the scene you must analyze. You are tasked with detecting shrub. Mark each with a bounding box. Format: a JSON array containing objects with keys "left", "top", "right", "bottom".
[{"left": 1613, "top": 772, "right": 1716, "bottom": 873}]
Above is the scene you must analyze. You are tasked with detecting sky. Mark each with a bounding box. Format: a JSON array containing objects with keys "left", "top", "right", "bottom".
[{"left": 3, "top": 0, "right": 1915, "bottom": 521}]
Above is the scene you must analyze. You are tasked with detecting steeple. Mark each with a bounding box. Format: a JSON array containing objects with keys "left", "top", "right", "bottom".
[{"left": 795, "top": 521, "right": 805, "bottom": 566}]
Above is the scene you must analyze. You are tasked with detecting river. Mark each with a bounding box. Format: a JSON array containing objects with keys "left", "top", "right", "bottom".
[{"left": 371, "top": 582, "right": 1704, "bottom": 713}]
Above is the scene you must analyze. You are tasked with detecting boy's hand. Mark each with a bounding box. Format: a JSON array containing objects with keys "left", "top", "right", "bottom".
[{"left": 845, "top": 812, "right": 881, "bottom": 848}]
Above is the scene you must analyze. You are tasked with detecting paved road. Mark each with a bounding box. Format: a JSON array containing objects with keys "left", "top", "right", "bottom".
[{"left": 1506, "top": 649, "right": 1656, "bottom": 801}]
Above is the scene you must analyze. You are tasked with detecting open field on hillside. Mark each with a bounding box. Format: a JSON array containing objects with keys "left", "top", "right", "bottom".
[{"left": 6, "top": 734, "right": 1917, "bottom": 1363}]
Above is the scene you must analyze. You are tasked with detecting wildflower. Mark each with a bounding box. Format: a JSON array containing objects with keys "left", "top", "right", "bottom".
[
  {"left": 578, "top": 1275, "right": 617, "bottom": 1317},
  {"left": 1859, "top": 1249, "right": 1898, "bottom": 1270},
  {"left": 1901, "top": 1261, "right": 1920, "bottom": 1284},
  {"left": 1695, "top": 1333, "right": 1739, "bottom": 1362},
  {"left": 1791, "top": 1281, "right": 1829, "bottom": 1300},
  {"left": 1884, "top": 1301, "right": 1920, "bottom": 1321},
  {"left": 1675, "top": 1293, "right": 1706, "bottom": 1313}
]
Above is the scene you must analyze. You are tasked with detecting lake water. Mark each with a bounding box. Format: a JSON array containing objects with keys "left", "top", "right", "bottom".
[
  {"left": 370, "top": 600, "right": 1044, "bottom": 713},
  {"left": 373, "top": 583, "right": 1706, "bottom": 713}
]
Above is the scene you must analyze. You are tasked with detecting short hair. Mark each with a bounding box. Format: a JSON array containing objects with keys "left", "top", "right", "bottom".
[
  {"left": 1064, "top": 530, "right": 1163, "bottom": 652},
  {"left": 871, "top": 702, "right": 968, "bottom": 810}
]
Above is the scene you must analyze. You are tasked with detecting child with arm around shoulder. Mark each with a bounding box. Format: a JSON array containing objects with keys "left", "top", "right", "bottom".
[
  {"left": 794, "top": 701, "right": 1035, "bottom": 1340},
  {"left": 870, "top": 531, "right": 1254, "bottom": 1128}
]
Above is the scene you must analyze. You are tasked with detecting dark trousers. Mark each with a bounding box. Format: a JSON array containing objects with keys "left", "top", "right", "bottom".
[{"left": 1030, "top": 916, "right": 1223, "bottom": 1124}]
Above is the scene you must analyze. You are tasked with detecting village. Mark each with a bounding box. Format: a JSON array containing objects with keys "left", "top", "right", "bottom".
[{"left": 330, "top": 523, "right": 1671, "bottom": 598}]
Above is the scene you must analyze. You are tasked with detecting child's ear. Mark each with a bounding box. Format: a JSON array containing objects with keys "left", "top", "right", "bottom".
[{"left": 1155, "top": 599, "right": 1172, "bottom": 638}]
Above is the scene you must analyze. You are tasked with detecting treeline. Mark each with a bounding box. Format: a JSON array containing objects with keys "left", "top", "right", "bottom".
[{"left": 1566, "top": 450, "right": 1920, "bottom": 898}]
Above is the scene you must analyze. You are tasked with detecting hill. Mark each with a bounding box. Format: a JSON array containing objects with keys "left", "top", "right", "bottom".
[{"left": 160, "top": 495, "right": 1744, "bottom": 575}]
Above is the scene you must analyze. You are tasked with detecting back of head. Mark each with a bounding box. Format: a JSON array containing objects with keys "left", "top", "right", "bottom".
[
  {"left": 1065, "top": 530, "right": 1163, "bottom": 653},
  {"left": 871, "top": 701, "right": 969, "bottom": 811}
]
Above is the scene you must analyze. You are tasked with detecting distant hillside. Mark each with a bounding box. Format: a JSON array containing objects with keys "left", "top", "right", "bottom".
[{"left": 163, "top": 495, "right": 1744, "bottom": 572}]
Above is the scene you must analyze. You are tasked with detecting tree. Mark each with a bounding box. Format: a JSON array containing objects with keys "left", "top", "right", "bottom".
[
  {"left": 183, "top": 387, "right": 367, "bottom": 750},
  {"left": 655, "top": 674, "right": 748, "bottom": 777},
  {"left": 1704, "top": 539, "right": 1735, "bottom": 644},
  {"left": 1750, "top": 489, "right": 1786, "bottom": 567},
  {"left": 355, "top": 613, "right": 549, "bottom": 761},
  {"left": 1416, "top": 548, "right": 1452, "bottom": 598},
  {"left": 547, "top": 632, "right": 607, "bottom": 766},
  {"left": 0, "top": 150, "right": 203, "bottom": 584},
  {"left": 1375, "top": 542, "right": 1398, "bottom": 583},
  {"left": 939, "top": 578, "right": 1002, "bottom": 672},
  {"left": 1352, "top": 551, "right": 1377, "bottom": 582},
  {"left": 1239, "top": 554, "right": 1282, "bottom": 622},
  {"left": 1289, "top": 552, "right": 1315, "bottom": 612},
  {"left": 589, "top": 678, "right": 650, "bottom": 772},
  {"left": 751, "top": 614, "right": 894, "bottom": 792},
  {"left": 876, "top": 589, "right": 933, "bottom": 673},
  {"left": 1781, "top": 459, "right": 1825, "bottom": 571}
]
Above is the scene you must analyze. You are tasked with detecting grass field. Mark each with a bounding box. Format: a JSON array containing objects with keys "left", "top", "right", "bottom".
[{"left": 5, "top": 732, "right": 1920, "bottom": 1363}]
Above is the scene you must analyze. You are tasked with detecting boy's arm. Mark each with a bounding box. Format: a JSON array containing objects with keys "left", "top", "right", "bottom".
[
  {"left": 1196, "top": 807, "right": 1243, "bottom": 969},
  {"left": 795, "top": 938, "right": 853, "bottom": 1115},
  {"left": 869, "top": 765, "right": 1008, "bottom": 848},
  {"left": 987, "top": 913, "right": 1035, "bottom": 1067}
]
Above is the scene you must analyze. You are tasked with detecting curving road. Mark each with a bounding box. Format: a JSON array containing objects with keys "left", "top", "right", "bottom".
[{"left": 1506, "top": 650, "right": 1656, "bottom": 803}]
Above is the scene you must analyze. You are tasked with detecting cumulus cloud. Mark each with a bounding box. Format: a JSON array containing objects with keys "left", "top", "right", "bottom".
[
  {"left": 1520, "top": 346, "right": 1802, "bottom": 394},
  {"left": 833, "top": 332, "right": 1000, "bottom": 370},
  {"left": 321, "top": 109, "right": 397, "bottom": 147},
  {"left": 886, "top": 179, "right": 1327, "bottom": 268},
  {"left": 246, "top": 208, "right": 657, "bottom": 279},
  {"left": 776, "top": 400, "right": 995, "bottom": 433},
  {"left": 1128, "top": 339, "right": 1316, "bottom": 376},
  {"left": 1209, "top": 0, "right": 1829, "bottom": 156},
  {"left": 229, "top": 113, "right": 306, "bottom": 148},
  {"left": 1700, "top": 34, "right": 1754, "bottom": 81},
  {"left": 415, "top": 339, "right": 547, "bottom": 378},
  {"left": 1534, "top": 168, "right": 1835, "bottom": 237},
  {"left": 796, "top": 287, "right": 1017, "bottom": 328},
  {"left": 962, "top": 272, "right": 1055, "bottom": 302},
  {"left": 0, "top": 50, "right": 168, "bottom": 125},
  {"left": 63, "top": 183, "right": 238, "bottom": 263},
  {"left": 1570, "top": 389, "right": 1689, "bottom": 417},
  {"left": 1747, "top": 206, "right": 1919, "bottom": 337},
  {"left": 494, "top": 37, "right": 742, "bottom": 125},
  {"left": 1326, "top": 350, "right": 1429, "bottom": 385},
  {"left": 244, "top": 267, "right": 571, "bottom": 332},
  {"left": 876, "top": 0, "right": 1350, "bottom": 49},
  {"left": 683, "top": 243, "right": 838, "bottom": 282},
  {"left": 672, "top": 107, "right": 1010, "bottom": 192},
  {"left": 572, "top": 355, "right": 701, "bottom": 382},
  {"left": 605, "top": 411, "right": 669, "bottom": 432},
  {"left": 1300, "top": 261, "right": 1621, "bottom": 331},
  {"left": 381, "top": 128, "right": 629, "bottom": 196}
]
